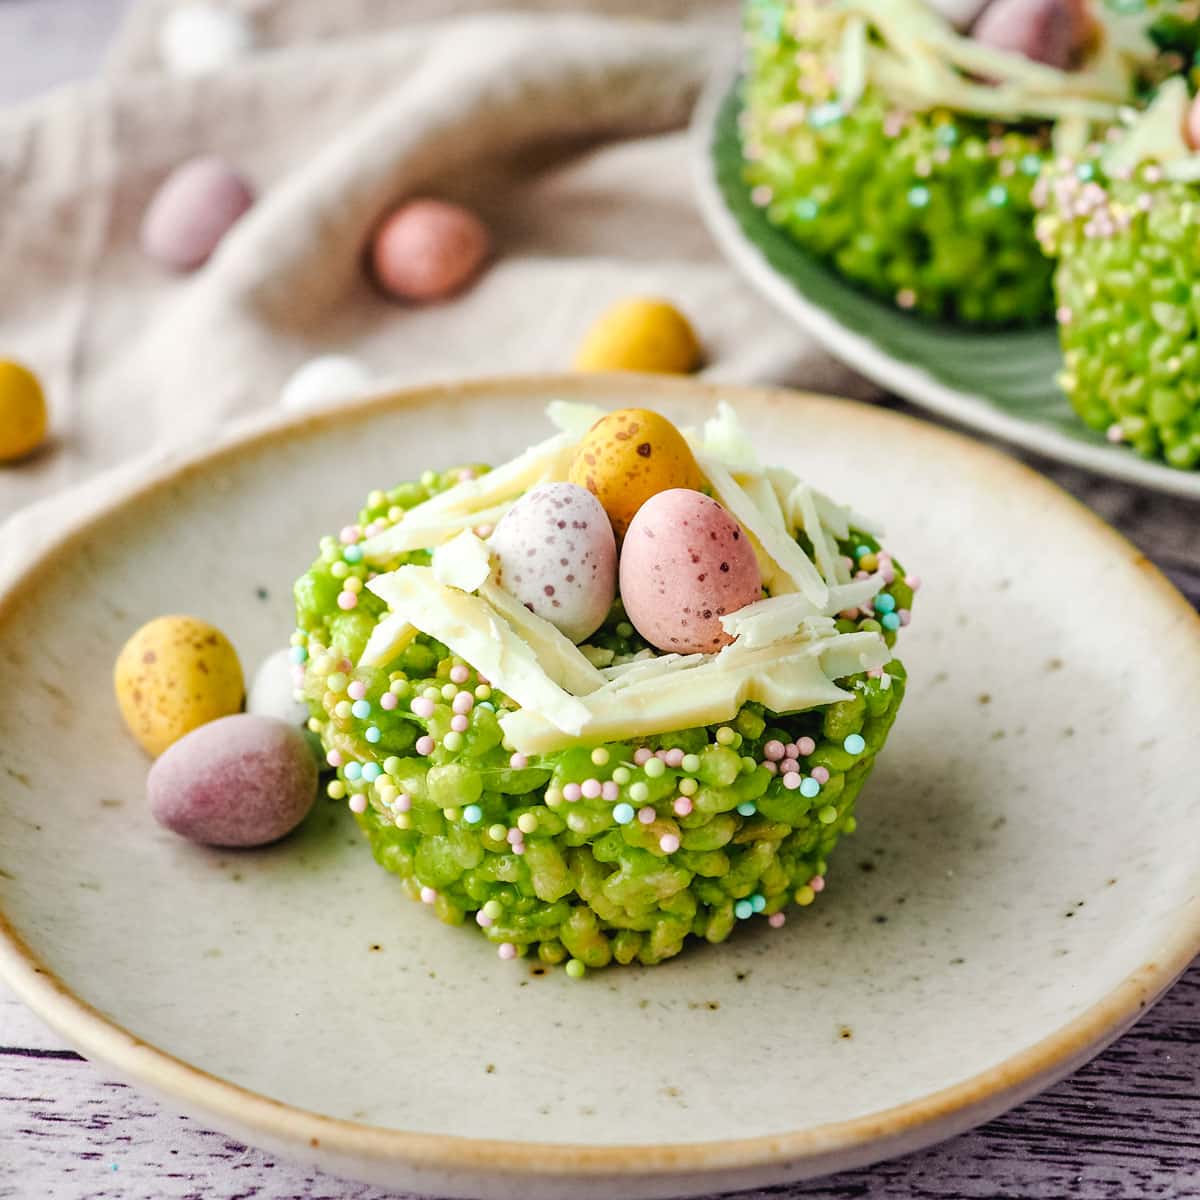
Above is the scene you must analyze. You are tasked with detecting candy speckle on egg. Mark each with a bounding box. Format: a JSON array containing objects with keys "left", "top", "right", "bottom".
[
  {"left": 568, "top": 408, "right": 704, "bottom": 538},
  {"left": 370, "top": 199, "right": 490, "bottom": 302},
  {"left": 148, "top": 714, "right": 317, "bottom": 847},
  {"left": 574, "top": 298, "right": 701, "bottom": 374},
  {"left": 0, "top": 360, "right": 48, "bottom": 463},
  {"left": 114, "top": 615, "right": 245, "bottom": 757},
  {"left": 141, "top": 156, "right": 254, "bottom": 271},
  {"left": 490, "top": 482, "right": 616, "bottom": 643},
  {"left": 619, "top": 489, "right": 762, "bottom": 654}
]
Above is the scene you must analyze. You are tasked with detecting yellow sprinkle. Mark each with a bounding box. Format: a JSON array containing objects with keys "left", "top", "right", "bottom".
[{"left": 794, "top": 886, "right": 815, "bottom": 906}]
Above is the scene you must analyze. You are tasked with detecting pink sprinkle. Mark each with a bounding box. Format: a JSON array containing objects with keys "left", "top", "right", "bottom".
[
  {"left": 348, "top": 795, "right": 367, "bottom": 814},
  {"left": 780, "top": 758, "right": 799, "bottom": 774},
  {"left": 659, "top": 833, "right": 681, "bottom": 854},
  {"left": 563, "top": 783, "right": 582, "bottom": 803},
  {"left": 380, "top": 691, "right": 398, "bottom": 711},
  {"left": 339, "top": 525, "right": 361, "bottom": 544},
  {"left": 326, "top": 749, "right": 344, "bottom": 767},
  {"left": 476, "top": 911, "right": 493, "bottom": 928},
  {"left": 513, "top": 841, "right": 526, "bottom": 855},
  {"left": 750, "top": 183, "right": 773, "bottom": 207},
  {"left": 396, "top": 793, "right": 412, "bottom": 812},
  {"left": 633, "top": 748, "right": 653, "bottom": 766},
  {"left": 783, "top": 771, "right": 802, "bottom": 791},
  {"left": 498, "top": 943, "right": 517, "bottom": 960},
  {"left": 449, "top": 665, "right": 470, "bottom": 684},
  {"left": 907, "top": 576, "right": 922, "bottom": 592},
  {"left": 797, "top": 737, "right": 816, "bottom": 756},
  {"left": 337, "top": 591, "right": 357, "bottom": 611},
  {"left": 763, "top": 740, "right": 786, "bottom": 762},
  {"left": 415, "top": 735, "right": 435, "bottom": 755},
  {"left": 420, "top": 886, "right": 437, "bottom": 904},
  {"left": 840, "top": 556, "right": 854, "bottom": 571},
  {"left": 453, "top": 691, "right": 475, "bottom": 715},
  {"left": 473, "top": 524, "right": 494, "bottom": 538},
  {"left": 785, "top": 743, "right": 798, "bottom": 757},
  {"left": 868, "top": 668, "right": 883, "bottom": 679},
  {"left": 809, "top": 875, "right": 825, "bottom": 893},
  {"left": 291, "top": 665, "right": 306, "bottom": 687},
  {"left": 347, "top": 680, "right": 367, "bottom": 701},
  {"left": 638, "top": 806, "right": 656, "bottom": 825},
  {"left": 762, "top": 762, "right": 778, "bottom": 775},
  {"left": 812, "top": 766, "right": 830, "bottom": 784},
  {"left": 899, "top": 609, "right": 911, "bottom": 626},
  {"left": 581, "top": 778, "right": 602, "bottom": 800},
  {"left": 674, "top": 796, "right": 693, "bottom": 817},
  {"left": 601, "top": 781, "right": 619, "bottom": 801},
  {"left": 451, "top": 715, "right": 469, "bottom": 733},
  {"left": 412, "top": 696, "right": 435, "bottom": 718},
  {"left": 768, "top": 912, "right": 786, "bottom": 929},
  {"left": 366, "top": 519, "right": 387, "bottom": 538},
  {"left": 655, "top": 748, "right": 670, "bottom": 761},
  {"left": 855, "top": 570, "right": 870, "bottom": 581},
  {"left": 457, "top": 468, "right": 478, "bottom": 482},
  {"left": 509, "top": 752, "right": 528, "bottom": 769},
  {"left": 882, "top": 567, "right": 896, "bottom": 584},
  {"left": 838, "top": 608, "right": 859, "bottom": 621},
  {"left": 665, "top": 748, "right": 685, "bottom": 768},
  {"left": 1056, "top": 305, "right": 1073, "bottom": 326},
  {"left": 1106, "top": 423, "right": 1125, "bottom": 444},
  {"left": 506, "top": 828, "right": 523, "bottom": 845}
]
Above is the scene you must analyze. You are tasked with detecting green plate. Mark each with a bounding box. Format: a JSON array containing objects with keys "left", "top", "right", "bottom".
[{"left": 693, "top": 81, "right": 1200, "bottom": 499}]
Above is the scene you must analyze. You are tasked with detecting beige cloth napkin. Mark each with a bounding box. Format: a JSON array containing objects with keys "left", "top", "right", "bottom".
[{"left": 0, "top": 0, "right": 873, "bottom": 570}]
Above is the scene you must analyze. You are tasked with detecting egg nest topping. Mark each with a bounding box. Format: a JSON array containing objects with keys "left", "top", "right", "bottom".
[{"left": 292, "top": 402, "right": 916, "bottom": 974}]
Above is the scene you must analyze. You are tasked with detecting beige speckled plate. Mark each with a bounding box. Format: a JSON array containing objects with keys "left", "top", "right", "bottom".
[{"left": 1, "top": 375, "right": 1198, "bottom": 1199}]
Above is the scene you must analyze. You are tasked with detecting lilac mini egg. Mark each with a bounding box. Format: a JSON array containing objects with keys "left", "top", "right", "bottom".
[
  {"left": 971, "top": 0, "right": 1091, "bottom": 70},
  {"left": 148, "top": 713, "right": 317, "bottom": 847},
  {"left": 490, "top": 482, "right": 616, "bottom": 644},
  {"left": 619, "top": 489, "right": 761, "bottom": 654},
  {"left": 141, "top": 156, "right": 254, "bottom": 271}
]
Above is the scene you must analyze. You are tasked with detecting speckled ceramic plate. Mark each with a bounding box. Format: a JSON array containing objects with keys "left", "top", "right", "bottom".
[
  {"left": 693, "top": 80, "right": 1200, "bottom": 500},
  {"left": 1, "top": 375, "right": 1198, "bottom": 1200}
]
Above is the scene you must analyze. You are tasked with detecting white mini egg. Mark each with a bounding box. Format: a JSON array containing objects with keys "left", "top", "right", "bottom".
[
  {"left": 490, "top": 483, "right": 616, "bottom": 644},
  {"left": 247, "top": 647, "right": 308, "bottom": 727},
  {"left": 159, "top": 3, "right": 254, "bottom": 77},
  {"left": 279, "top": 355, "right": 372, "bottom": 412}
]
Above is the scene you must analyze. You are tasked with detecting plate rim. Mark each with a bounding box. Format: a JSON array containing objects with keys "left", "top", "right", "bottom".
[
  {"left": 690, "top": 76, "right": 1200, "bottom": 501},
  {"left": 2, "top": 371, "right": 1199, "bottom": 1185}
]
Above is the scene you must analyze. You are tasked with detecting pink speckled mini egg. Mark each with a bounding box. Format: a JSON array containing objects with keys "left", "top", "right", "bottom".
[
  {"left": 619, "top": 489, "right": 761, "bottom": 654},
  {"left": 490, "top": 482, "right": 616, "bottom": 644},
  {"left": 370, "top": 198, "right": 490, "bottom": 302},
  {"left": 1188, "top": 93, "right": 1200, "bottom": 152},
  {"left": 140, "top": 156, "right": 255, "bottom": 271}
]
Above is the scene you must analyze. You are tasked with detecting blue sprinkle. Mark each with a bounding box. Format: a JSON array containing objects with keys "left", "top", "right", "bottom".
[
  {"left": 935, "top": 124, "right": 959, "bottom": 146},
  {"left": 907, "top": 185, "right": 931, "bottom": 209},
  {"left": 843, "top": 733, "right": 866, "bottom": 756},
  {"left": 986, "top": 184, "right": 1009, "bottom": 207},
  {"left": 881, "top": 612, "right": 901, "bottom": 631},
  {"left": 734, "top": 899, "right": 754, "bottom": 920},
  {"left": 794, "top": 197, "right": 820, "bottom": 221},
  {"left": 855, "top": 544, "right": 872, "bottom": 559},
  {"left": 800, "top": 777, "right": 821, "bottom": 799},
  {"left": 463, "top": 804, "right": 483, "bottom": 825},
  {"left": 750, "top": 893, "right": 766, "bottom": 913},
  {"left": 343, "top": 545, "right": 364, "bottom": 563},
  {"left": 362, "top": 763, "right": 382, "bottom": 783},
  {"left": 874, "top": 593, "right": 896, "bottom": 613},
  {"left": 736, "top": 801, "right": 758, "bottom": 817},
  {"left": 288, "top": 645, "right": 307, "bottom": 664},
  {"left": 1075, "top": 161, "right": 1096, "bottom": 181},
  {"left": 808, "top": 101, "right": 843, "bottom": 129},
  {"left": 351, "top": 699, "right": 372, "bottom": 719},
  {"left": 477, "top": 701, "right": 496, "bottom": 712},
  {"left": 344, "top": 761, "right": 362, "bottom": 781},
  {"left": 613, "top": 802, "right": 635, "bottom": 825},
  {"left": 365, "top": 726, "right": 382, "bottom": 744}
]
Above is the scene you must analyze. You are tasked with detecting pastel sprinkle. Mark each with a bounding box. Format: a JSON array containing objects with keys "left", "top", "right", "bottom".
[
  {"left": 601, "top": 781, "right": 619, "bottom": 801},
  {"left": 907, "top": 576, "right": 922, "bottom": 592},
  {"left": 812, "top": 766, "right": 830, "bottom": 784},
  {"left": 475, "top": 910, "right": 493, "bottom": 927},
  {"left": 463, "top": 804, "right": 483, "bottom": 824},
  {"left": 506, "top": 827, "right": 523, "bottom": 845},
  {"left": 664, "top": 748, "right": 685, "bottom": 768},
  {"left": 420, "top": 886, "right": 437, "bottom": 904},
  {"left": 736, "top": 801, "right": 757, "bottom": 816},
  {"left": 633, "top": 748, "right": 653, "bottom": 766},
  {"left": 659, "top": 833, "right": 681, "bottom": 853},
  {"left": 288, "top": 645, "right": 307, "bottom": 664},
  {"left": 336, "top": 591, "right": 357, "bottom": 611},
  {"left": 638, "top": 806, "right": 656, "bottom": 825},
  {"left": 344, "top": 761, "right": 362, "bottom": 781},
  {"left": 780, "top": 758, "right": 799, "bottom": 774},
  {"left": 899, "top": 609, "right": 911, "bottom": 626},
  {"left": 768, "top": 912, "right": 786, "bottom": 928},
  {"left": 734, "top": 899, "right": 754, "bottom": 920},
  {"left": 763, "top": 740, "right": 785, "bottom": 761},
  {"left": 796, "top": 737, "right": 816, "bottom": 756},
  {"left": 348, "top": 794, "right": 367, "bottom": 814},
  {"left": 415, "top": 735, "right": 435, "bottom": 755},
  {"left": 810, "top": 875, "right": 826, "bottom": 892},
  {"left": 565, "top": 958, "right": 586, "bottom": 980},
  {"left": 343, "top": 545, "right": 364, "bottom": 563},
  {"left": 449, "top": 664, "right": 470, "bottom": 684},
  {"left": 874, "top": 593, "right": 896, "bottom": 614},
  {"left": 509, "top": 752, "right": 528, "bottom": 769},
  {"left": 881, "top": 612, "right": 901, "bottom": 631},
  {"left": 380, "top": 692, "right": 398, "bottom": 711},
  {"left": 843, "top": 733, "right": 866, "bottom": 755},
  {"left": 681, "top": 754, "right": 701, "bottom": 774},
  {"left": 451, "top": 715, "right": 469, "bottom": 733},
  {"left": 613, "top": 802, "right": 636, "bottom": 825},
  {"left": 396, "top": 793, "right": 412, "bottom": 812},
  {"left": 794, "top": 885, "right": 816, "bottom": 906},
  {"left": 782, "top": 771, "right": 802, "bottom": 790},
  {"left": 454, "top": 692, "right": 475, "bottom": 716},
  {"left": 517, "top": 813, "right": 538, "bottom": 834},
  {"left": 629, "top": 782, "right": 649, "bottom": 803},
  {"left": 673, "top": 796, "right": 693, "bottom": 816},
  {"left": 351, "top": 699, "right": 371, "bottom": 719},
  {"left": 800, "top": 777, "right": 821, "bottom": 798},
  {"left": 347, "top": 680, "right": 367, "bottom": 700},
  {"left": 581, "top": 778, "right": 602, "bottom": 799},
  {"left": 443, "top": 731, "right": 464, "bottom": 752},
  {"left": 326, "top": 749, "right": 344, "bottom": 767},
  {"left": 361, "top": 762, "right": 382, "bottom": 783},
  {"left": 411, "top": 696, "right": 435, "bottom": 718},
  {"left": 750, "top": 893, "right": 766, "bottom": 913},
  {"left": 365, "top": 726, "right": 382, "bottom": 743},
  {"left": 498, "top": 943, "right": 517, "bottom": 960},
  {"left": 644, "top": 757, "right": 665, "bottom": 779},
  {"left": 590, "top": 747, "right": 610, "bottom": 766},
  {"left": 562, "top": 783, "right": 582, "bottom": 803}
]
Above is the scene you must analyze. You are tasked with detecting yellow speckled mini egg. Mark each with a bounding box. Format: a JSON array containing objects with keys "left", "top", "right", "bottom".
[
  {"left": 567, "top": 408, "right": 704, "bottom": 538},
  {"left": 114, "top": 616, "right": 245, "bottom": 757},
  {"left": 573, "top": 298, "right": 701, "bottom": 374},
  {"left": 0, "top": 360, "right": 48, "bottom": 463}
]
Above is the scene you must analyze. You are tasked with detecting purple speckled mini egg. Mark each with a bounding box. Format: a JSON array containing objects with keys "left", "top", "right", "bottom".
[
  {"left": 141, "top": 156, "right": 254, "bottom": 271},
  {"left": 619, "top": 488, "right": 762, "bottom": 654},
  {"left": 490, "top": 482, "right": 617, "bottom": 644},
  {"left": 148, "top": 713, "right": 317, "bottom": 847},
  {"left": 971, "top": 0, "right": 1090, "bottom": 69}
]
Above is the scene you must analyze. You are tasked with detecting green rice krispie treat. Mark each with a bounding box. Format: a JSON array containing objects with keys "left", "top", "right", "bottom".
[
  {"left": 291, "top": 402, "right": 918, "bottom": 976},
  {"left": 740, "top": 0, "right": 1161, "bottom": 325},
  {"left": 1036, "top": 62, "right": 1200, "bottom": 468}
]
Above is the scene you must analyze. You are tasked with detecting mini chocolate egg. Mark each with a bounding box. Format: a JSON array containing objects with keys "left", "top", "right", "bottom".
[
  {"left": 568, "top": 407, "right": 704, "bottom": 538},
  {"left": 619, "top": 489, "right": 761, "bottom": 654},
  {"left": 247, "top": 647, "right": 309, "bottom": 727},
  {"left": 972, "top": 0, "right": 1091, "bottom": 69},
  {"left": 0, "top": 360, "right": 48, "bottom": 462},
  {"left": 573, "top": 298, "right": 702, "bottom": 374},
  {"left": 279, "top": 354, "right": 371, "bottom": 411},
  {"left": 148, "top": 714, "right": 317, "bottom": 847},
  {"left": 114, "top": 615, "right": 245, "bottom": 756},
  {"left": 141, "top": 156, "right": 254, "bottom": 271},
  {"left": 370, "top": 199, "right": 490, "bottom": 302},
  {"left": 158, "top": 2, "right": 254, "bottom": 77},
  {"left": 1188, "top": 93, "right": 1200, "bottom": 152},
  {"left": 490, "top": 482, "right": 616, "bottom": 643}
]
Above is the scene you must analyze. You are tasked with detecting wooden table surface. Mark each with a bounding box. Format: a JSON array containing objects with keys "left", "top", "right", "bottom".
[{"left": 1, "top": 2, "right": 1198, "bottom": 1196}]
